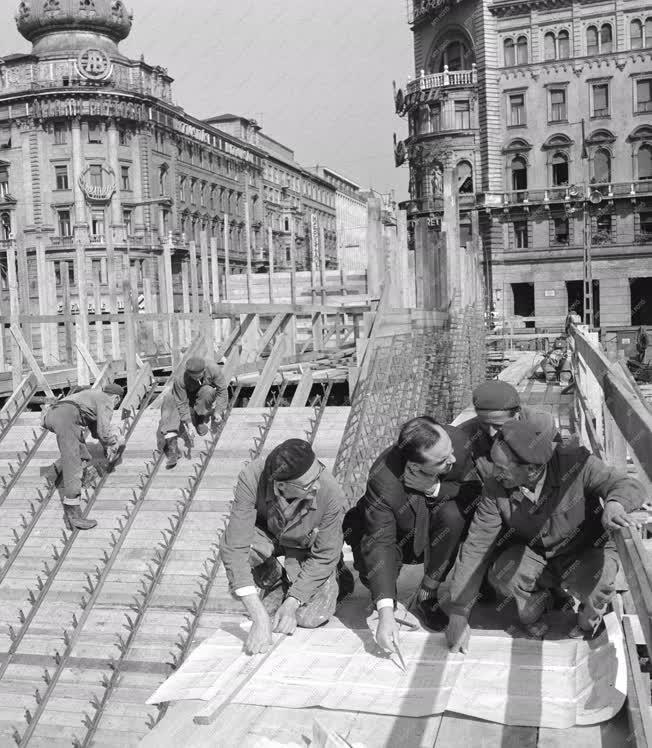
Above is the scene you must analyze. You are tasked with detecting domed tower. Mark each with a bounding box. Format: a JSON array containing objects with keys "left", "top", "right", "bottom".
[{"left": 16, "top": 0, "right": 132, "bottom": 57}]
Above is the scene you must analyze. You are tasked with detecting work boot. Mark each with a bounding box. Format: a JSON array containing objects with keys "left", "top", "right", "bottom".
[
  {"left": 336, "top": 557, "right": 355, "bottom": 603},
  {"left": 63, "top": 504, "right": 97, "bottom": 531},
  {"left": 164, "top": 436, "right": 180, "bottom": 469}
]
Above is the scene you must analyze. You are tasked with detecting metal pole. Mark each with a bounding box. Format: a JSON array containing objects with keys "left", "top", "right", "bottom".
[{"left": 583, "top": 206, "right": 594, "bottom": 327}]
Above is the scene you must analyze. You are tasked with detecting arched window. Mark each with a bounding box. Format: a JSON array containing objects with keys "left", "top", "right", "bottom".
[
  {"left": 419, "top": 105, "right": 430, "bottom": 134},
  {"left": 638, "top": 144, "right": 652, "bottom": 180},
  {"left": 158, "top": 164, "right": 169, "bottom": 196},
  {"left": 511, "top": 156, "right": 528, "bottom": 191},
  {"left": 587, "top": 25, "right": 598, "bottom": 55},
  {"left": 552, "top": 152, "right": 569, "bottom": 186},
  {"left": 440, "top": 40, "right": 470, "bottom": 71},
  {"left": 456, "top": 161, "right": 473, "bottom": 193},
  {"left": 631, "top": 19, "right": 643, "bottom": 49},
  {"left": 593, "top": 148, "right": 611, "bottom": 183},
  {"left": 504, "top": 38, "right": 515, "bottom": 66},
  {"left": 0, "top": 212, "right": 11, "bottom": 240},
  {"left": 544, "top": 32, "right": 556, "bottom": 60},
  {"left": 647, "top": 18, "right": 652, "bottom": 45},
  {"left": 516, "top": 35, "right": 528, "bottom": 64},
  {"left": 558, "top": 30, "right": 570, "bottom": 58},
  {"left": 601, "top": 23, "right": 613, "bottom": 54}
]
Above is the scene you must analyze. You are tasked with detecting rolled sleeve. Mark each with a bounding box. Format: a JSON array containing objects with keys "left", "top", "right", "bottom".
[
  {"left": 288, "top": 493, "right": 343, "bottom": 605},
  {"left": 447, "top": 493, "right": 503, "bottom": 617},
  {"left": 583, "top": 455, "right": 647, "bottom": 513},
  {"left": 220, "top": 464, "right": 261, "bottom": 592},
  {"left": 95, "top": 398, "right": 118, "bottom": 447}
]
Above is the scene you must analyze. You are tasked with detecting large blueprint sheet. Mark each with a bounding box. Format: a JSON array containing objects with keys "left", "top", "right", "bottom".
[{"left": 148, "top": 613, "right": 626, "bottom": 729}]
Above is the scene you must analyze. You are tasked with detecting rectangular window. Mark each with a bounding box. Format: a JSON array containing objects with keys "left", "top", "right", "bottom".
[
  {"left": 123, "top": 209, "right": 132, "bottom": 235},
  {"left": 118, "top": 128, "right": 129, "bottom": 146},
  {"left": 89, "top": 164, "right": 103, "bottom": 187},
  {"left": 592, "top": 83, "right": 609, "bottom": 116},
  {"left": 200, "top": 184, "right": 206, "bottom": 207},
  {"left": 88, "top": 122, "right": 102, "bottom": 144},
  {"left": 554, "top": 216, "right": 569, "bottom": 244},
  {"left": 430, "top": 103, "right": 441, "bottom": 131},
  {"left": 637, "top": 79, "right": 652, "bottom": 112},
  {"left": 514, "top": 220, "right": 529, "bottom": 248},
  {"left": 121, "top": 165, "right": 130, "bottom": 191},
  {"left": 509, "top": 94, "right": 525, "bottom": 126},
  {"left": 640, "top": 211, "right": 652, "bottom": 235},
  {"left": 0, "top": 169, "right": 9, "bottom": 199},
  {"left": 55, "top": 164, "right": 69, "bottom": 190},
  {"left": 454, "top": 101, "right": 471, "bottom": 129},
  {"left": 179, "top": 177, "right": 186, "bottom": 202},
  {"left": 58, "top": 209, "right": 71, "bottom": 237},
  {"left": 210, "top": 186, "right": 216, "bottom": 210},
  {"left": 54, "top": 123, "right": 67, "bottom": 145},
  {"left": 550, "top": 89, "right": 567, "bottom": 122},
  {"left": 91, "top": 210, "right": 104, "bottom": 237},
  {"left": 594, "top": 213, "right": 612, "bottom": 243}
]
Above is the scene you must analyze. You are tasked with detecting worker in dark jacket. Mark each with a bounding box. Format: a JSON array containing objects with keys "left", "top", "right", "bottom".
[
  {"left": 458, "top": 380, "right": 561, "bottom": 481},
  {"left": 343, "top": 416, "right": 481, "bottom": 652},
  {"left": 43, "top": 383, "right": 125, "bottom": 531},
  {"left": 446, "top": 417, "right": 646, "bottom": 653},
  {"left": 158, "top": 356, "right": 228, "bottom": 468},
  {"left": 220, "top": 439, "right": 349, "bottom": 655},
  {"left": 542, "top": 335, "right": 572, "bottom": 385}
]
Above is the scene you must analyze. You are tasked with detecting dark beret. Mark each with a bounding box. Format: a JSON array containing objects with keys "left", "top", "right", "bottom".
[
  {"left": 501, "top": 413, "right": 556, "bottom": 465},
  {"left": 473, "top": 381, "right": 520, "bottom": 411},
  {"left": 266, "top": 439, "right": 316, "bottom": 481},
  {"left": 102, "top": 383, "right": 124, "bottom": 398},
  {"left": 186, "top": 356, "right": 206, "bottom": 374}
]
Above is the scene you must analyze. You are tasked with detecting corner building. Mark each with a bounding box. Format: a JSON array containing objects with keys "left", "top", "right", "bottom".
[{"left": 396, "top": 0, "right": 652, "bottom": 326}]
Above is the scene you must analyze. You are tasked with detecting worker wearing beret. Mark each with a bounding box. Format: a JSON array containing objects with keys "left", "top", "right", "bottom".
[
  {"left": 157, "top": 356, "right": 228, "bottom": 468},
  {"left": 220, "top": 439, "right": 352, "bottom": 655},
  {"left": 445, "top": 416, "right": 646, "bottom": 653},
  {"left": 459, "top": 380, "right": 560, "bottom": 481},
  {"left": 42, "top": 383, "right": 125, "bottom": 530}
]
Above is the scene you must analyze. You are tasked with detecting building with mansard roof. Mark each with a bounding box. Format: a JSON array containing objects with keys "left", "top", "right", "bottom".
[
  {"left": 395, "top": 0, "right": 652, "bottom": 328},
  {"left": 0, "top": 0, "right": 341, "bottom": 297}
]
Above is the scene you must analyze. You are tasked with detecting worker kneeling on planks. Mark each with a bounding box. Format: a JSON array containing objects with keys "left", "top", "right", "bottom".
[
  {"left": 343, "top": 417, "right": 481, "bottom": 653},
  {"left": 445, "top": 414, "right": 646, "bottom": 653},
  {"left": 42, "top": 383, "right": 125, "bottom": 531},
  {"left": 157, "top": 356, "right": 228, "bottom": 469},
  {"left": 220, "top": 439, "right": 353, "bottom": 655}
]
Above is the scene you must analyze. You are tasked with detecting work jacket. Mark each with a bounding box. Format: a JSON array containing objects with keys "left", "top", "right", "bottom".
[
  {"left": 172, "top": 360, "right": 228, "bottom": 424},
  {"left": 355, "top": 425, "right": 481, "bottom": 602},
  {"left": 46, "top": 389, "right": 119, "bottom": 448},
  {"left": 447, "top": 444, "right": 646, "bottom": 616},
  {"left": 220, "top": 457, "right": 345, "bottom": 605}
]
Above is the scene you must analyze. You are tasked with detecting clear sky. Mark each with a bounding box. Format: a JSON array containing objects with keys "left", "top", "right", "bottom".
[{"left": 1, "top": 0, "right": 411, "bottom": 199}]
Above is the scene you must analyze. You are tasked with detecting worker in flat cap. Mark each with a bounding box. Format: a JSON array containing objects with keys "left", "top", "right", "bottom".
[
  {"left": 42, "top": 383, "right": 125, "bottom": 531},
  {"left": 459, "top": 380, "right": 560, "bottom": 482},
  {"left": 343, "top": 416, "right": 481, "bottom": 653},
  {"left": 542, "top": 334, "right": 572, "bottom": 385},
  {"left": 220, "top": 439, "right": 351, "bottom": 655},
  {"left": 157, "top": 356, "right": 228, "bottom": 469},
  {"left": 445, "top": 414, "right": 646, "bottom": 652}
]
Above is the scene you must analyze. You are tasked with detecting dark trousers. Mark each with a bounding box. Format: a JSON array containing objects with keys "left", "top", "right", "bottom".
[
  {"left": 343, "top": 497, "right": 474, "bottom": 592},
  {"left": 43, "top": 403, "right": 91, "bottom": 504},
  {"left": 158, "top": 385, "right": 219, "bottom": 437},
  {"left": 488, "top": 542, "right": 619, "bottom": 624}
]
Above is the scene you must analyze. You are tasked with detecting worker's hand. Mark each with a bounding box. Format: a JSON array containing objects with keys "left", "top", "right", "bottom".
[
  {"left": 272, "top": 597, "right": 300, "bottom": 635},
  {"left": 446, "top": 613, "right": 470, "bottom": 653},
  {"left": 375, "top": 608, "right": 400, "bottom": 654},
  {"left": 403, "top": 463, "right": 440, "bottom": 495},
  {"left": 213, "top": 413, "right": 223, "bottom": 425},
  {"left": 602, "top": 501, "right": 642, "bottom": 531},
  {"left": 416, "top": 575, "right": 439, "bottom": 603},
  {"left": 245, "top": 615, "right": 273, "bottom": 655},
  {"left": 475, "top": 457, "right": 495, "bottom": 482}
]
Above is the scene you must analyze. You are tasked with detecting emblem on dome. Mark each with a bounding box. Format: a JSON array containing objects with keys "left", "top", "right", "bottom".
[
  {"left": 43, "top": 0, "right": 61, "bottom": 16},
  {"left": 76, "top": 48, "right": 112, "bottom": 80},
  {"left": 17, "top": 1, "right": 31, "bottom": 20}
]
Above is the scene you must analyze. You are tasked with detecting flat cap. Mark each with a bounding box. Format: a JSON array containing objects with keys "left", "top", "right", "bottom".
[
  {"left": 186, "top": 356, "right": 206, "bottom": 374},
  {"left": 473, "top": 381, "right": 520, "bottom": 411},
  {"left": 102, "top": 383, "right": 124, "bottom": 398},
  {"left": 266, "top": 439, "right": 316, "bottom": 481},
  {"left": 501, "top": 413, "right": 556, "bottom": 465}
]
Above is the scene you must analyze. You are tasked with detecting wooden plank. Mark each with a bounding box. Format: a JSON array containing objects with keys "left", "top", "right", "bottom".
[
  {"left": 189, "top": 240, "right": 200, "bottom": 314},
  {"left": 91, "top": 360, "right": 114, "bottom": 391},
  {"left": 248, "top": 323, "right": 291, "bottom": 408},
  {"left": 35, "top": 237, "right": 53, "bottom": 367},
  {"left": 75, "top": 236, "right": 90, "bottom": 385},
  {"left": 200, "top": 232, "right": 211, "bottom": 313},
  {"left": 181, "top": 259, "right": 191, "bottom": 347},
  {"left": 6, "top": 242, "right": 22, "bottom": 388},
  {"left": 75, "top": 336, "right": 101, "bottom": 381},
  {"left": 622, "top": 615, "right": 652, "bottom": 748},
  {"left": 215, "top": 314, "right": 257, "bottom": 362},
  {"left": 0, "top": 371, "right": 36, "bottom": 419},
  {"left": 243, "top": 182, "right": 252, "bottom": 302},
  {"left": 93, "top": 262, "right": 104, "bottom": 363},
  {"left": 267, "top": 226, "right": 274, "bottom": 304},
  {"left": 291, "top": 367, "right": 313, "bottom": 407},
  {"left": 256, "top": 313, "right": 293, "bottom": 358},
  {"left": 121, "top": 362, "right": 154, "bottom": 415},
  {"left": 9, "top": 323, "right": 54, "bottom": 398},
  {"left": 289, "top": 221, "right": 297, "bottom": 305},
  {"left": 16, "top": 238, "right": 32, "bottom": 350},
  {"left": 224, "top": 213, "right": 231, "bottom": 300},
  {"left": 122, "top": 255, "right": 138, "bottom": 390},
  {"left": 614, "top": 527, "right": 652, "bottom": 657}
]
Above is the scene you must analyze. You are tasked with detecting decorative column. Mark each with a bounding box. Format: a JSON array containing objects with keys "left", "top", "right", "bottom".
[
  {"left": 106, "top": 119, "right": 124, "bottom": 243},
  {"left": 130, "top": 127, "right": 145, "bottom": 235},
  {"left": 71, "top": 118, "right": 87, "bottom": 227}
]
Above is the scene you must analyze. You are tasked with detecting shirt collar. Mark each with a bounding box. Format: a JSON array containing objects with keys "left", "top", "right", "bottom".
[{"left": 515, "top": 466, "right": 547, "bottom": 504}]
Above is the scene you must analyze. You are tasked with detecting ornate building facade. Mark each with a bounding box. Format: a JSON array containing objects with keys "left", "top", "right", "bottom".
[
  {"left": 396, "top": 0, "right": 652, "bottom": 326},
  {"left": 0, "top": 0, "right": 342, "bottom": 298}
]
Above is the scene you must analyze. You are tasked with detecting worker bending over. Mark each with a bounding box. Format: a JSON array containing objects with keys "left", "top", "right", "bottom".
[
  {"left": 158, "top": 356, "right": 228, "bottom": 469},
  {"left": 542, "top": 334, "right": 572, "bottom": 385},
  {"left": 446, "top": 416, "right": 645, "bottom": 652},
  {"left": 42, "top": 383, "right": 125, "bottom": 531},
  {"left": 220, "top": 439, "right": 351, "bottom": 655},
  {"left": 343, "top": 416, "right": 480, "bottom": 652}
]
